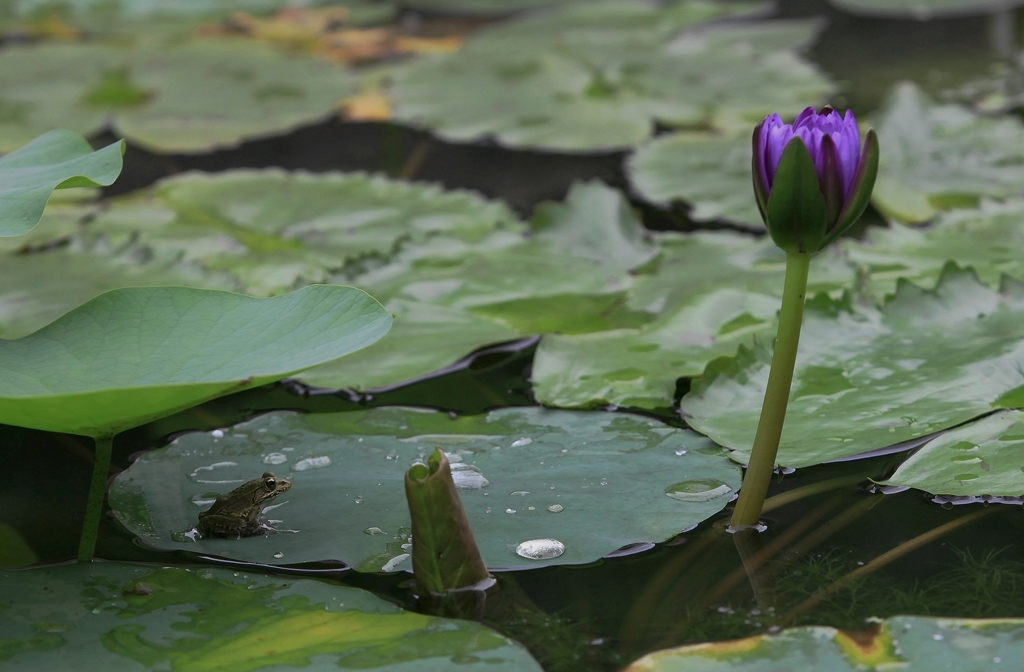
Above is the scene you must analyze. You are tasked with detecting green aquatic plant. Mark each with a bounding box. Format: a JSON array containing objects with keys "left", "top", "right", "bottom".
[
  {"left": 0, "top": 131, "right": 394, "bottom": 562},
  {"left": 731, "top": 106, "right": 879, "bottom": 527}
]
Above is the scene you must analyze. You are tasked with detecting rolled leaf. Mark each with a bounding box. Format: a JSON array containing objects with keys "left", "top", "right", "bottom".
[{"left": 405, "top": 448, "right": 490, "bottom": 596}]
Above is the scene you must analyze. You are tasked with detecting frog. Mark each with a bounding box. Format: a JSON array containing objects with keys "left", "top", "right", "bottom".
[{"left": 197, "top": 472, "right": 292, "bottom": 538}]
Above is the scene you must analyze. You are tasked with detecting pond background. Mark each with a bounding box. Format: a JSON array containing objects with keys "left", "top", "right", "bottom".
[{"left": 2, "top": 1, "right": 1024, "bottom": 670}]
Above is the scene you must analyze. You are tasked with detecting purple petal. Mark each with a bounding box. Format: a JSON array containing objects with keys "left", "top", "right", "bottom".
[
  {"left": 753, "top": 117, "right": 772, "bottom": 195},
  {"left": 756, "top": 106, "right": 865, "bottom": 202}
]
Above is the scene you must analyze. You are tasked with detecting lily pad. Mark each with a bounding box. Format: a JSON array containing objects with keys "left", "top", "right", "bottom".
[
  {"left": 680, "top": 265, "right": 1024, "bottom": 468},
  {"left": 878, "top": 409, "right": 1024, "bottom": 497},
  {"left": 0, "top": 39, "right": 354, "bottom": 152},
  {"left": 827, "top": 0, "right": 1024, "bottom": 18},
  {"left": 0, "top": 242, "right": 236, "bottom": 340},
  {"left": 842, "top": 198, "right": 1024, "bottom": 299},
  {"left": 0, "top": 130, "right": 123, "bottom": 237},
  {"left": 870, "top": 82, "right": 1024, "bottom": 223},
  {"left": 85, "top": 168, "right": 521, "bottom": 296},
  {"left": 399, "top": 0, "right": 581, "bottom": 14},
  {"left": 623, "top": 615, "right": 1024, "bottom": 672},
  {"left": 385, "top": 2, "right": 832, "bottom": 151},
  {"left": 0, "top": 562, "right": 542, "bottom": 671},
  {"left": 109, "top": 406, "right": 741, "bottom": 569},
  {"left": 0, "top": 284, "right": 391, "bottom": 437},
  {"left": 628, "top": 132, "right": 763, "bottom": 229},
  {"left": 302, "top": 181, "right": 658, "bottom": 389},
  {"left": 532, "top": 234, "right": 855, "bottom": 410}
]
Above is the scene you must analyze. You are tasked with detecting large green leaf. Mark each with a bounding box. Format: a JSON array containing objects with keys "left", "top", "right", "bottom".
[
  {"left": 532, "top": 234, "right": 855, "bottom": 410},
  {"left": 623, "top": 615, "right": 1024, "bottom": 672},
  {"left": 385, "top": 2, "right": 832, "bottom": 150},
  {"left": 0, "top": 562, "right": 542, "bottom": 671},
  {"left": 84, "top": 168, "right": 521, "bottom": 296},
  {"left": 0, "top": 39, "right": 354, "bottom": 152},
  {"left": 0, "top": 130, "right": 123, "bottom": 237},
  {"left": 0, "top": 284, "right": 391, "bottom": 437},
  {"left": 870, "top": 82, "right": 1024, "bottom": 223},
  {"left": 628, "top": 132, "right": 763, "bottom": 229},
  {"left": 842, "top": 198, "right": 1024, "bottom": 299},
  {"left": 110, "top": 407, "right": 741, "bottom": 568},
  {"left": 680, "top": 265, "right": 1024, "bottom": 468},
  {"left": 827, "top": 0, "right": 1024, "bottom": 17},
  {"left": 878, "top": 409, "right": 1024, "bottom": 497}
]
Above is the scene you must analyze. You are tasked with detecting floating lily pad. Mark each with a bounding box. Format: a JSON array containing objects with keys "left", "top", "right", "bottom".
[
  {"left": 532, "top": 234, "right": 855, "bottom": 410},
  {"left": 623, "top": 615, "right": 1024, "bottom": 672},
  {"left": 680, "top": 265, "right": 1024, "bottom": 468},
  {"left": 628, "top": 132, "right": 763, "bottom": 229},
  {"left": 842, "top": 198, "right": 1024, "bottom": 299},
  {"left": 0, "top": 284, "right": 391, "bottom": 437},
  {"left": 385, "top": 1, "right": 832, "bottom": 151},
  {"left": 110, "top": 406, "right": 741, "bottom": 569},
  {"left": 0, "top": 177, "right": 663, "bottom": 392},
  {"left": 85, "top": 168, "right": 521, "bottom": 296},
  {"left": 301, "top": 181, "right": 659, "bottom": 389},
  {"left": 0, "top": 39, "right": 354, "bottom": 152},
  {"left": 870, "top": 82, "right": 1024, "bottom": 223},
  {"left": 0, "top": 242, "right": 237, "bottom": 339},
  {"left": 0, "top": 130, "right": 123, "bottom": 237},
  {"left": 827, "top": 0, "right": 1024, "bottom": 18},
  {"left": 299, "top": 299, "right": 519, "bottom": 390},
  {"left": 0, "top": 562, "right": 542, "bottom": 671},
  {"left": 399, "top": 0, "right": 580, "bottom": 14},
  {"left": 878, "top": 409, "right": 1024, "bottom": 497}
]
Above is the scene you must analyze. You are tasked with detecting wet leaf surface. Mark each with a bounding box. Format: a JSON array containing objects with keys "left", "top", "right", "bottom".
[
  {"left": 624, "top": 615, "right": 1024, "bottom": 671},
  {"left": 870, "top": 82, "right": 1024, "bottom": 222},
  {"left": 0, "top": 562, "right": 542, "bottom": 671},
  {"left": 532, "top": 234, "right": 854, "bottom": 410},
  {"left": 879, "top": 409, "right": 1024, "bottom": 497},
  {"left": 681, "top": 265, "right": 1024, "bottom": 468},
  {"left": 110, "top": 407, "right": 740, "bottom": 568},
  {"left": 842, "top": 198, "right": 1024, "bottom": 299}
]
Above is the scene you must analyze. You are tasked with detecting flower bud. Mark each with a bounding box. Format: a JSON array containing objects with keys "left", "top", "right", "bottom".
[{"left": 752, "top": 106, "right": 879, "bottom": 254}]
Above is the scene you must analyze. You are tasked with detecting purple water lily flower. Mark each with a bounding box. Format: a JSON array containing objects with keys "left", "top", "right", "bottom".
[{"left": 752, "top": 106, "right": 879, "bottom": 254}]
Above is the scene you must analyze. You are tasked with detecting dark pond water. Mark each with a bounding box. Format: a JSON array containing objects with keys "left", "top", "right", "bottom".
[{"left": 4, "top": 1, "right": 1024, "bottom": 671}]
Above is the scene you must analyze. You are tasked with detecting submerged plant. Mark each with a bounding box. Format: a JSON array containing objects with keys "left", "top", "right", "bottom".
[{"left": 731, "top": 107, "right": 879, "bottom": 527}]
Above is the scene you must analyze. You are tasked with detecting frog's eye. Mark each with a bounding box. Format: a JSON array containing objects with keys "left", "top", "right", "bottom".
[{"left": 264, "top": 477, "right": 277, "bottom": 490}]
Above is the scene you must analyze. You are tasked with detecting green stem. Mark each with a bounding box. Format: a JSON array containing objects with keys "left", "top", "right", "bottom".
[
  {"left": 730, "top": 250, "right": 811, "bottom": 528},
  {"left": 77, "top": 434, "right": 113, "bottom": 562}
]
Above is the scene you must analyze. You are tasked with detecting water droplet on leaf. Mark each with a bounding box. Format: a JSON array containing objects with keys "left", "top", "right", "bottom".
[
  {"left": 294, "top": 455, "right": 331, "bottom": 471},
  {"left": 665, "top": 479, "right": 732, "bottom": 502},
  {"left": 515, "top": 538, "right": 565, "bottom": 560}
]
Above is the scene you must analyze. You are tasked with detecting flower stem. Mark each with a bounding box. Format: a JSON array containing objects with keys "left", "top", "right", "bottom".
[
  {"left": 730, "top": 250, "right": 811, "bottom": 528},
  {"left": 77, "top": 434, "right": 113, "bottom": 562}
]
